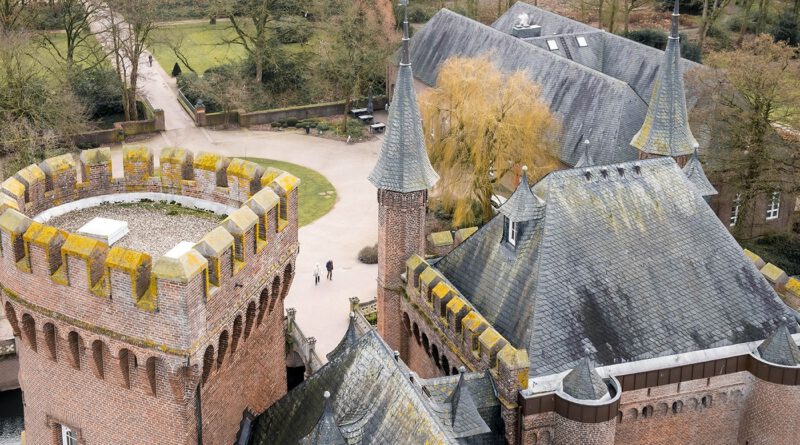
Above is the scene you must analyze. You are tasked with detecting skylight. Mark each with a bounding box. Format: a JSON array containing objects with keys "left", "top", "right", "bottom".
[
  {"left": 547, "top": 39, "right": 558, "bottom": 51},
  {"left": 576, "top": 36, "right": 588, "bottom": 47}
]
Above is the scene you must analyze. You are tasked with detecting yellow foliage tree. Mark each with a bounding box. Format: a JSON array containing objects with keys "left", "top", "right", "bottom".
[{"left": 419, "top": 56, "right": 561, "bottom": 227}]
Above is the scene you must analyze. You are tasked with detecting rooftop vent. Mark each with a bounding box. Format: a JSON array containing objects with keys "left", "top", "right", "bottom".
[
  {"left": 617, "top": 166, "right": 625, "bottom": 177},
  {"left": 633, "top": 163, "right": 642, "bottom": 175},
  {"left": 600, "top": 168, "right": 608, "bottom": 179},
  {"left": 511, "top": 13, "right": 542, "bottom": 38},
  {"left": 576, "top": 36, "right": 588, "bottom": 47},
  {"left": 584, "top": 169, "right": 592, "bottom": 181}
]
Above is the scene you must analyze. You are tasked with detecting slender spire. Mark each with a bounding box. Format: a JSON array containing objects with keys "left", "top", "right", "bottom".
[
  {"left": 498, "top": 166, "right": 545, "bottom": 223},
  {"left": 368, "top": 0, "right": 439, "bottom": 193},
  {"left": 682, "top": 148, "right": 718, "bottom": 197},
  {"left": 561, "top": 358, "right": 609, "bottom": 401},
  {"left": 757, "top": 323, "right": 800, "bottom": 367},
  {"left": 630, "top": 0, "right": 697, "bottom": 158}
]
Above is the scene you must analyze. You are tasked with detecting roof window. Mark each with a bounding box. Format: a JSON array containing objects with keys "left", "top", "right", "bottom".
[
  {"left": 546, "top": 39, "right": 558, "bottom": 51},
  {"left": 576, "top": 36, "right": 588, "bottom": 47}
]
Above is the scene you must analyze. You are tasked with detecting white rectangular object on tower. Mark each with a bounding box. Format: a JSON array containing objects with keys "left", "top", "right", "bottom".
[{"left": 77, "top": 217, "right": 129, "bottom": 245}]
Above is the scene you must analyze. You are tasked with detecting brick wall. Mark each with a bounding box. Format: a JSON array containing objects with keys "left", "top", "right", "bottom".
[{"left": 739, "top": 376, "right": 800, "bottom": 444}]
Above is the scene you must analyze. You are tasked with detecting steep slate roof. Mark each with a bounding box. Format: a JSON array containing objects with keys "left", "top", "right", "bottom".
[
  {"left": 497, "top": 168, "right": 545, "bottom": 223},
  {"left": 443, "top": 372, "right": 491, "bottom": 437},
  {"left": 326, "top": 313, "right": 360, "bottom": 361},
  {"left": 757, "top": 323, "right": 800, "bottom": 366},
  {"left": 561, "top": 358, "right": 609, "bottom": 400},
  {"left": 433, "top": 158, "right": 798, "bottom": 376},
  {"left": 249, "top": 330, "right": 504, "bottom": 444},
  {"left": 368, "top": 11, "right": 439, "bottom": 193},
  {"left": 682, "top": 150, "right": 717, "bottom": 197},
  {"left": 410, "top": 3, "right": 701, "bottom": 167},
  {"left": 630, "top": 1, "right": 698, "bottom": 157},
  {"left": 300, "top": 392, "right": 347, "bottom": 445}
]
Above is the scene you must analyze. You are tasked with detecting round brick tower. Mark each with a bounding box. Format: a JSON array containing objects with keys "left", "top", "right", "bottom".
[
  {"left": 368, "top": 3, "right": 438, "bottom": 358},
  {"left": 0, "top": 147, "right": 299, "bottom": 445}
]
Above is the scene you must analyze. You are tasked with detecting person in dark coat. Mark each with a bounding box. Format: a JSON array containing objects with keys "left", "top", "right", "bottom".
[{"left": 325, "top": 260, "right": 333, "bottom": 280}]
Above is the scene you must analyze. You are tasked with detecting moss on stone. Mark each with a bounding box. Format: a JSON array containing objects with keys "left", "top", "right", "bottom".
[
  {"left": 227, "top": 158, "right": 264, "bottom": 180},
  {"left": 80, "top": 147, "right": 112, "bottom": 166},
  {"left": 62, "top": 233, "right": 107, "bottom": 260},
  {"left": 41, "top": 154, "right": 76, "bottom": 174},
  {"left": 1, "top": 177, "right": 26, "bottom": 200}
]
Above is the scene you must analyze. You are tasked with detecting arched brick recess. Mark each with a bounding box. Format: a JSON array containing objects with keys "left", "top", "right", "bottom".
[
  {"left": 217, "top": 331, "right": 229, "bottom": 369},
  {"left": 421, "top": 333, "right": 430, "bottom": 356},
  {"left": 21, "top": 313, "right": 36, "bottom": 351},
  {"left": 68, "top": 331, "right": 81, "bottom": 370},
  {"left": 4, "top": 302, "right": 19, "bottom": 336},
  {"left": 146, "top": 356, "right": 158, "bottom": 396},
  {"left": 412, "top": 323, "right": 420, "bottom": 345},
  {"left": 281, "top": 263, "right": 293, "bottom": 299},
  {"left": 119, "top": 348, "right": 132, "bottom": 389},
  {"left": 244, "top": 301, "right": 256, "bottom": 339},
  {"left": 91, "top": 340, "right": 105, "bottom": 379},
  {"left": 402, "top": 312, "right": 411, "bottom": 336},
  {"left": 202, "top": 345, "right": 214, "bottom": 385},
  {"left": 230, "top": 315, "right": 242, "bottom": 353},
  {"left": 257, "top": 287, "right": 269, "bottom": 326},
  {"left": 441, "top": 355, "right": 449, "bottom": 375},
  {"left": 269, "top": 275, "right": 281, "bottom": 313},
  {"left": 43, "top": 322, "right": 57, "bottom": 361},
  {"left": 431, "top": 343, "right": 440, "bottom": 369}
]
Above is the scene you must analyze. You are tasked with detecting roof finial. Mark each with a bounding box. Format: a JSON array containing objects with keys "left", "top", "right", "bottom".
[
  {"left": 401, "top": 0, "right": 410, "bottom": 65},
  {"left": 671, "top": 0, "right": 680, "bottom": 38}
]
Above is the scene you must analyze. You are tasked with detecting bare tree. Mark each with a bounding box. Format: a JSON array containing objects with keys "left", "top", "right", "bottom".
[
  {"left": 699, "top": 0, "right": 731, "bottom": 50},
  {"left": 40, "top": 0, "right": 106, "bottom": 69},
  {"left": 0, "top": 0, "right": 28, "bottom": 32}
]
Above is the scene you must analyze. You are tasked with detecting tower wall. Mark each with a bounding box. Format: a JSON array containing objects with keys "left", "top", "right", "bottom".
[
  {"left": 376, "top": 189, "right": 426, "bottom": 354},
  {"left": 738, "top": 358, "right": 800, "bottom": 445}
]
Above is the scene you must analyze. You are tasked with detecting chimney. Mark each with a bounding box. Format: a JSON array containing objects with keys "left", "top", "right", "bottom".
[{"left": 511, "top": 13, "right": 542, "bottom": 38}]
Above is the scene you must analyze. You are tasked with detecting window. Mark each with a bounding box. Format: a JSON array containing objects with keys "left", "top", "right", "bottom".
[
  {"left": 546, "top": 39, "right": 558, "bottom": 50},
  {"left": 576, "top": 36, "right": 588, "bottom": 47},
  {"left": 729, "top": 193, "right": 742, "bottom": 227},
  {"left": 507, "top": 218, "right": 517, "bottom": 246},
  {"left": 61, "top": 425, "right": 78, "bottom": 445},
  {"left": 766, "top": 191, "right": 780, "bottom": 220}
]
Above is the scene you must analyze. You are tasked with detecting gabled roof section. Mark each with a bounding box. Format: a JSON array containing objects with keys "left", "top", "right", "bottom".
[
  {"left": 368, "top": 7, "right": 439, "bottom": 193},
  {"left": 682, "top": 150, "right": 717, "bottom": 197},
  {"left": 410, "top": 8, "right": 644, "bottom": 167},
  {"left": 757, "top": 323, "right": 800, "bottom": 366},
  {"left": 444, "top": 371, "right": 492, "bottom": 437},
  {"left": 497, "top": 167, "right": 545, "bottom": 223},
  {"left": 630, "top": 0, "right": 698, "bottom": 157},
  {"left": 299, "top": 392, "right": 347, "bottom": 445},
  {"left": 561, "top": 358, "right": 609, "bottom": 400},
  {"left": 326, "top": 313, "right": 361, "bottom": 361},
  {"left": 434, "top": 158, "right": 797, "bottom": 376}
]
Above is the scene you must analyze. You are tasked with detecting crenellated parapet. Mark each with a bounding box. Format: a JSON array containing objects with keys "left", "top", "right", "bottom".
[{"left": 0, "top": 147, "right": 300, "bottom": 368}]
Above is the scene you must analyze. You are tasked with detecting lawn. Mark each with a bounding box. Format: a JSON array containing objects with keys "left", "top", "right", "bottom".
[
  {"left": 150, "top": 21, "right": 246, "bottom": 75},
  {"left": 243, "top": 158, "right": 336, "bottom": 227}
]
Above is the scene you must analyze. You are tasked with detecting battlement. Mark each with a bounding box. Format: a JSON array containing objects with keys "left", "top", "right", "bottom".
[
  {"left": 0, "top": 147, "right": 301, "bottom": 359},
  {"left": 404, "top": 254, "right": 529, "bottom": 395}
]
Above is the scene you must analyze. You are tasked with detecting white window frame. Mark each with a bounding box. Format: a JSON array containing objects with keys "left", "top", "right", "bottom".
[
  {"left": 576, "top": 36, "right": 588, "bottom": 47},
  {"left": 730, "top": 192, "right": 742, "bottom": 227},
  {"left": 62, "top": 425, "right": 78, "bottom": 445},
  {"left": 507, "top": 218, "right": 517, "bottom": 246},
  {"left": 546, "top": 39, "right": 558, "bottom": 51},
  {"left": 766, "top": 191, "right": 781, "bottom": 220}
]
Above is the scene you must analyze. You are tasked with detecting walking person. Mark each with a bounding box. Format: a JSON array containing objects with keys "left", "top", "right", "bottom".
[
  {"left": 313, "top": 264, "right": 321, "bottom": 286},
  {"left": 325, "top": 260, "right": 334, "bottom": 281},
  {"left": 148, "top": 54, "right": 153, "bottom": 67}
]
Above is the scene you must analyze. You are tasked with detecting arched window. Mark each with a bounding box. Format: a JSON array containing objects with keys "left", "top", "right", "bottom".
[
  {"left": 217, "top": 331, "right": 229, "bottom": 369},
  {"left": 257, "top": 287, "right": 269, "bottom": 326},
  {"left": 672, "top": 400, "right": 683, "bottom": 414},
  {"left": 441, "top": 355, "right": 450, "bottom": 375},
  {"left": 656, "top": 403, "right": 668, "bottom": 416},
  {"left": 4, "top": 303, "right": 19, "bottom": 336},
  {"left": 422, "top": 333, "right": 430, "bottom": 356},
  {"left": 202, "top": 345, "right": 214, "bottom": 385},
  {"left": 701, "top": 395, "right": 712, "bottom": 408},
  {"left": 21, "top": 314, "right": 36, "bottom": 351},
  {"left": 642, "top": 405, "right": 653, "bottom": 418},
  {"left": 269, "top": 275, "right": 281, "bottom": 313},
  {"left": 68, "top": 331, "right": 81, "bottom": 369},
  {"left": 231, "top": 316, "right": 242, "bottom": 354},
  {"left": 119, "top": 349, "right": 131, "bottom": 389},
  {"left": 431, "top": 343, "right": 440, "bottom": 368},
  {"left": 625, "top": 408, "right": 638, "bottom": 421},
  {"left": 244, "top": 301, "right": 256, "bottom": 339},
  {"left": 281, "top": 263, "right": 293, "bottom": 300},
  {"left": 43, "top": 322, "right": 57, "bottom": 361},
  {"left": 412, "top": 323, "right": 420, "bottom": 345},
  {"left": 146, "top": 357, "right": 158, "bottom": 396},
  {"left": 92, "top": 340, "right": 105, "bottom": 379}
]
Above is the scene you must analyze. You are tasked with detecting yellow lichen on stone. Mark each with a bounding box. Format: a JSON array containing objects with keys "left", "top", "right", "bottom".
[
  {"left": 406, "top": 254, "right": 427, "bottom": 271},
  {"left": 160, "top": 147, "right": 191, "bottom": 165},
  {"left": 478, "top": 328, "right": 506, "bottom": 352},
  {"left": 271, "top": 172, "right": 300, "bottom": 193},
  {"left": 0, "top": 194, "right": 19, "bottom": 212},
  {"left": 194, "top": 226, "right": 235, "bottom": 258},
  {"left": 446, "top": 296, "right": 466, "bottom": 315},
  {"left": 428, "top": 231, "right": 453, "bottom": 247},
  {"left": 227, "top": 158, "right": 264, "bottom": 180},
  {"left": 222, "top": 206, "right": 259, "bottom": 235},
  {"left": 0, "top": 208, "right": 33, "bottom": 235},
  {"left": 760, "top": 263, "right": 788, "bottom": 284},
  {"left": 41, "top": 154, "right": 76, "bottom": 174},
  {"left": 260, "top": 167, "right": 284, "bottom": 185},
  {"left": 462, "top": 311, "right": 487, "bottom": 333},
  {"left": 123, "top": 146, "right": 152, "bottom": 163},
  {"left": 16, "top": 164, "right": 46, "bottom": 184},
  {"left": 80, "top": 147, "right": 112, "bottom": 165},
  {"left": 743, "top": 249, "right": 763, "bottom": 265},
  {"left": 496, "top": 344, "right": 530, "bottom": 389},
  {"left": 62, "top": 233, "right": 107, "bottom": 260},
  {"left": 431, "top": 282, "right": 451, "bottom": 300},
  {"left": 455, "top": 227, "right": 478, "bottom": 241},
  {"left": 153, "top": 249, "right": 208, "bottom": 283},
  {"left": 24, "top": 223, "right": 66, "bottom": 249},
  {"left": 419, "top": 267, "right": 440, "bottom": 287},
  {"left": 1, "top": 177, "right": 26, "bottom": 200},
  {"left": 785, "top": 277, "right": 800, "bottom": 298},
  {"left": 246, "top": 188, "right": 280, "bottom": 215},
  {"left": 106, "top": 246, "right": 150, "bottom": 272},
  {"left": 194, "top": 151, "right": 228, "bottom": 171}
]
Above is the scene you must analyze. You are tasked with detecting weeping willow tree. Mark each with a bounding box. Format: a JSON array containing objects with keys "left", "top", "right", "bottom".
[{"left": 419, "top": 56, "right": 561, "bottom": 227}]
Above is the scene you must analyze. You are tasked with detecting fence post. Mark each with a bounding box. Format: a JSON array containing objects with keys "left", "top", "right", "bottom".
[{"left": 154, "top": 109, "right": 165, "bottom": 131}]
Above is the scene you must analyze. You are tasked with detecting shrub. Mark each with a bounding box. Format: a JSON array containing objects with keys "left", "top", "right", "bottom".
[
  {"left": 317, "top": 122, "right": 330, "bottom": 132},
  {"left": 270, "top": 16, "right": 313, "bottom": 44},
  {"left": 358, "top": 244, "right": 378, "bottom": 264},
  {"left": 171, "top": 62, "right": 182, "bottom": 77},
  {"left": 286, "top": 117, "right": 298, "bottom": 127},
  {"left": 408, "top": 6, "right": 433, "bottom": 23},
  {"left": 772, "top": 9, "right": 800, "bottom": 46},
  {"left": 68, "top": 66, "right": 125, "bottom": 119}
]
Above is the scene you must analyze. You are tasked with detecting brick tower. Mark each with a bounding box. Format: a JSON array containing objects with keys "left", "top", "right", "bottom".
[
  {"left": 368, "top": 1, "right": 438, "bottom": 356},
  {"left": 0, "top": 147, "right": 299, "bottom": 445}
]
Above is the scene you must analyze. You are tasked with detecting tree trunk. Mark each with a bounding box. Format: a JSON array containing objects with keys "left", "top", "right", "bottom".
[
  {"left": 699, "top": 0, "right": 709, "bottom": 50},
  {"left": 623, "top": 0, "right": 630, "bottom": 34},
  {"left": 129, "top": 60, "right": 140, "bottom": 121},
  {"left": 739, "top": 0, "right": 753, "bottom": 45},
  {"left": 598, "top": 0, "right": 604, "bottom": 30},
  {"left": 255, "top": 59, "right": 263, "bottom": 84},
  {"left": 608, "top": 0, "right": 618, "bottom": 33}
]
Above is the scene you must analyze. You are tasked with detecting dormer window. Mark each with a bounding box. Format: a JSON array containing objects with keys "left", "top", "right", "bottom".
[
  {"left": 576, "top": 36, "right": 588, "bottom": 47},
  {"left": 546, "top": 39, "right": 558, "bottom": 51},
  {"left": 507, "top": 218, "right": 517, "bottom": 246}
]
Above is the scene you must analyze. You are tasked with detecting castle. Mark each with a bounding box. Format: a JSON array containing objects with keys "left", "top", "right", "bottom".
[{"left": 0, "top": 146, "right": 299, "bottom": 444}]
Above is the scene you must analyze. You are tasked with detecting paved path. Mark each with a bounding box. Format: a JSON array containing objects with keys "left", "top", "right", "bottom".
[{"left": 108, "top": 123, "right": 386, "bottom": 358}]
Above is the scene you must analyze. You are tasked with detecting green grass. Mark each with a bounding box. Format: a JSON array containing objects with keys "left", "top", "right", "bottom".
[
  {"left": 243, "top": 157, "right": 336, "bottom": 227},
  {"left": 150, "top": 21, "right": 247, "bottom": 75},
  {"left": 28, "top": 32, "right": 108, "bottom": 82}
]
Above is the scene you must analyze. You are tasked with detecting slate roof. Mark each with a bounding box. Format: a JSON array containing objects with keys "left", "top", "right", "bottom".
[
  {"left": 409, "top": 3, "right": 701, "bottom": 167},
  {"left": 300, "top": 392, "right": 347, "bottom": 445},
  {"left": 248, "top": 329, "right": 504, "bottom": 444},
  {"left": 682, "top": 150, "right": 717, "bottom": 197},
  {"left": 630, "top": 1, "right": 698, "bottom": 157},
  {"left": 326, "top": 313, "right": 360, "bottom": 361},
  {"left": 433, "top": 158, "right": 798, "bottom": 376},
  {"left": 561, "top": 358, "right": 609, "bottom": 400},
  {"left": 368, "top": 11, "right": 439, "bottom": 193},
  {"left": 757, "top": 323, "right": 800, "bottom": 366},
  {"left": 497, "top": 168, "right": 545, "bottom": 223}
]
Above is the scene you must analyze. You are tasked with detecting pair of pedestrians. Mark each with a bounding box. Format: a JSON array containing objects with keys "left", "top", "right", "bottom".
[{"left": 313, "top": 260, "right": 334, "bottom": 285}]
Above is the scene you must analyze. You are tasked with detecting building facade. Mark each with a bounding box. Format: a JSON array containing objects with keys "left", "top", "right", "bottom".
[{"left": 0, "top": 147, "right": 299, "bottom": 444}]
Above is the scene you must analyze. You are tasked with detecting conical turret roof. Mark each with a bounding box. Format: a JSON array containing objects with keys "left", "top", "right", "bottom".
[
  {"left": 368, "top": 3, "right": 439, "bottom": 193},
  {"left": 682, "top": 149, "right": 717, "bottom": 197},
  {"left": 757, "top": 323, "right": 800, "bottom": 366},
  {"left": 630, "top": 0, "right": 697, "bottom": 157},
  {"left": 300, "top": 391, "right": 347, "bottom": 445},
  {"left": 498, "top": 166, "right": 545, "bottom": 223},
  {"left": 562, "top": 358, "right": 609, "bottom": 400}
]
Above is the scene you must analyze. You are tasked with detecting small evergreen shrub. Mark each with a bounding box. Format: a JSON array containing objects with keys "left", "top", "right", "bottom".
[
  {"left": 171, "top": 62, "right": 182, "bottom": 77},
  {"left": 358, "top": 244, "right": 378, "bottom": 264}
]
